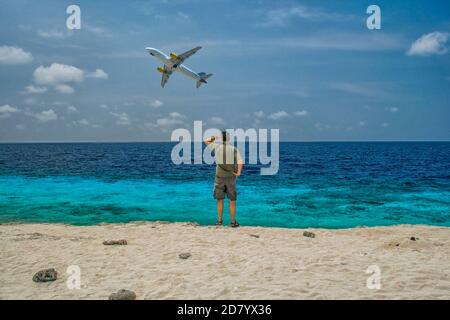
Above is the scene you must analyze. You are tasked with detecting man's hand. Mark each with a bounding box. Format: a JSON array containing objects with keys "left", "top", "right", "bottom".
[
  {"left": 234, "top": 160, "right": 243, "bottom": 177},
  {"left": 204, "top": 135, "right": 218, "bottom": 145}
]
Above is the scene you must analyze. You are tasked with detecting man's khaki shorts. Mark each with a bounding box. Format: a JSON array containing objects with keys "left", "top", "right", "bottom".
[{"left": 213, "top": 176, "right": 237, "bottom": 201}]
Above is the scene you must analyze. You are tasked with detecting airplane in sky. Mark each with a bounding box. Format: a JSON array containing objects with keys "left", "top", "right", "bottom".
[{"left": 145, "top": 46, "right": 212, "bottom": 88}]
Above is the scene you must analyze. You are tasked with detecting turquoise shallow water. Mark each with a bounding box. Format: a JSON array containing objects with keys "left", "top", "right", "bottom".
[{"left": 0, "top": 142, "right": 449, "bottom": 228}]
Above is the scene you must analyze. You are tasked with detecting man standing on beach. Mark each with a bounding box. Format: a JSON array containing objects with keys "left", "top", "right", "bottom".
[{"left": 204, "top": 130, "right": 243, "bottom": 227}]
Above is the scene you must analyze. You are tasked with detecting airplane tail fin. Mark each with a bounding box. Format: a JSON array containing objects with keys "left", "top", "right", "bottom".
[{"left": 196, "top": 72, "right": 213, "bottom": 88}]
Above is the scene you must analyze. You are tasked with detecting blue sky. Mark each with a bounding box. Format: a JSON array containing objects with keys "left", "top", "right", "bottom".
[{"left": 0, "top": 0, "right": 449, "bottom": 142}]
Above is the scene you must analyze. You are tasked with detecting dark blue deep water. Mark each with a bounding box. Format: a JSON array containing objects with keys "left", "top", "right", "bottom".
[{"left": 0, "top": 142, "right": 449, "bottom": 228}]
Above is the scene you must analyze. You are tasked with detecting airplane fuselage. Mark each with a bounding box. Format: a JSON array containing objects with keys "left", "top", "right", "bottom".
[{"left": 146, "top": 47, "right": 202, "bottom": 81}]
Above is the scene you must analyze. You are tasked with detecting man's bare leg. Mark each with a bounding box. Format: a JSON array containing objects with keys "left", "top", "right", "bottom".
[
  {"left": 229, "top": 200, "right": 236, "bottom": 223},
  {"left": 217, "top": 199, "right": 224, "bottom": 223}
]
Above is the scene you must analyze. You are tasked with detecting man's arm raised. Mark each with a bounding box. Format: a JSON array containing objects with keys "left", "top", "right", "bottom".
[{"left": 204, "top": 136, "right": 217, "bottom": 146}]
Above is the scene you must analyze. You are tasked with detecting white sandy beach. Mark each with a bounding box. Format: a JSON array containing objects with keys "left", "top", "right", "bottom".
[{"left": 0, "top": 222, "right": 449, "bottom": 300}]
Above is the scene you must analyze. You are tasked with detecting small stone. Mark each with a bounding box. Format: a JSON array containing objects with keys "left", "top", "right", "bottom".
[
  {"left": 33, "top": 268, "right": 58, "bottom": 283},
  {"left": 410, "top": 237, "right": 419, "bottom": 241},
  {"left": 249, "top": 234, "right": 260, "bottom": 238},
  {"left": 184, "top": 222, "right": 200, "bottom": 227},
  {"left": 103, "top": 240, "right": 127, "bottom": 245},
  {"left": 179, "top": 253, "right": 191, "bottom": 259},
  {"left": 154, "top": 221, "right": 170, "bottom": 225},
  {"left": 303, "top": 231, "right": 315, "bottom": 238},
  {"left": 109, "top": 289, "right": 136, "bottom": 300}
]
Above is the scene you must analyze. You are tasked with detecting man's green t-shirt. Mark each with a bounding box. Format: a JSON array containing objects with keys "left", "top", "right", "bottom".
[{"left": 208, "top": 143, "right": 242, "bottom": 177}]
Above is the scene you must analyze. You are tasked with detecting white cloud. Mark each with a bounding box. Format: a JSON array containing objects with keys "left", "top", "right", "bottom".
[
  {"left": 315, "top": 122, "right": 331, "bottom": 130},
  {"left": 169, "top": 112, "right": 185, "bottom": 118},
  {"left": 37, "top": 29, "right": 70, "bottom": 39},
  {"left": 24, "top": 97, "right": 37, "bottom": 105},
  {"left": 67, "top": 118, "right": 90, "bottom": 127},
  {"left": 147, "top": 112, "right": 186, "bottom": 130},
  {"left": 99, "top": 104, "right": 108, "bottom": 109},
  {"left": 252, "top": 118, "right": 261, "bottom": 127},
  {"left": 382, "top": 122, "right": 389, "bottom": 127},
  {"left": 33, "top": 64, "right": 108, "bottom": 94},
  {"left": 84, "top": 24, "right": 110, "bottom": 37},
  {"left": 268, "top": 111, "right": 289, "bottom": 120},
  {"left": 16, "top": 124, "right": 25, "bottom": 130},
  {"left": 110, "top": 112, "right": 131, "bottom": 126},
  {"left": 75, "top": 118, "right": 89, "bottom": 126},
  {"left": 407, "top": 32, "right": 449, "bottom": 56},
  {"left": 294, "top": 110, "right": 309, "bottom": 116},
  {"left": 123, "top": 101, "right": 135, "bottom": 107},
  {"left": 358, "top": 121, "right": 366, "bottom": 127},
  {"left": 151, "top": 100, "right": 164, "bottom": 108},
  {"left": 24, "top": 85, "right": 47, "bottom": 94},
  {"left": 78, "top": 119, "right": 89, "bottom": 126},
  {"left": 254, "top": 111, "right": 265, "bottom": 118},
  {"left": 0, "top": 104, "right": 19, "bottom": 119},
  {"left": 67, "top": 105, "right": 78, "bottom": 113},
  {"left": 260, "top": 5, "right": 353, "bottom": 27},
  {"left": 54, "top": 84, "right": 75, "bottom": 94},
  {"left": 156, "top": 117, "right": 183, "bottom": 127},
  {"left": 265, "top": 33, "right": 404, "bottom": 52},
  {"left": 386, "top": 107, "right": 399, "bottom": 113},
  {"left": 34, "top": 63, "right": 84, "bottom": 86},
  {"left": 177, "top": 11, "right": 190, "bottom": 20},
  {"left": 87, "top": 69, "right": 109, "bottom": 79},
  {"left": 330, "top": 82, "right": 384, "bottom": 97},
  {"left": 210, "top": 116, "right": 226, "bottom": 126},
  {"left": 0, "top": 105, "right": 19, "bottom": 112},
  {"left": 0, "top": 46, "right": 33, "bottom": 65},
  {"left": 31, "top": 109, "right": 58, "bottom": 122}
]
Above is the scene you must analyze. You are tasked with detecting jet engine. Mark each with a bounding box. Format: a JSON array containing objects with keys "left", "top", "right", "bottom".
[
  {"left": 170, "top": 52, "right": 178, "bottom": 60},
  {"left": 157, "top": 66, "right": 165, "bottom": 73}
]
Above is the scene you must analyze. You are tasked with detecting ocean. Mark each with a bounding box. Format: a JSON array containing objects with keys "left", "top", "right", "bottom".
[{"left": 0, "top": 142, "right": 449, "bottom": 228}]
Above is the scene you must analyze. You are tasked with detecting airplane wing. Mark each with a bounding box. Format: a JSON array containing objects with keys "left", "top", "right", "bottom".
[
  {"left": 161, "top": 70, "right": 172, "bottom": 88},
  {"left": 159, "top": 64, "right": 174, "bottom": 88},
  {"left": 171, "top": 46, "right": 202, "bottom": 64}
]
